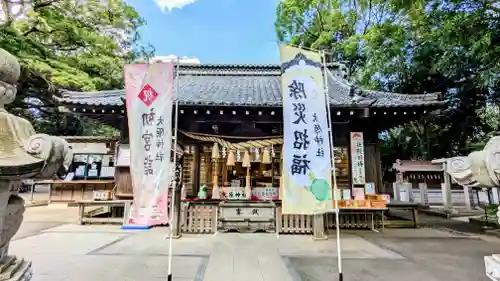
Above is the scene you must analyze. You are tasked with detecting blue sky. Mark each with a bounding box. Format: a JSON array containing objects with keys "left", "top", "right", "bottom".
[{"left": 125, "top": 0, "right": 281, "bottom": 64}]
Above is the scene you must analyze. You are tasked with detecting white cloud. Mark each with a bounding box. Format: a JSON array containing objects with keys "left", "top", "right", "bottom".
[
  {"left": 152, "top": 54, "right": 201, "bottom": 64},
  {"left": 153, "top": 0, "right": 198, "bottom": 12}
]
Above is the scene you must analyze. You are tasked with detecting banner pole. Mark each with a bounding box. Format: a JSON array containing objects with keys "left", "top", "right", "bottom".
[
  {"left": 167, "top": 58, "right": 180, "bottom": 281},
  {"left": 321, "top": 51, "right": 343, "bottom": 281}
]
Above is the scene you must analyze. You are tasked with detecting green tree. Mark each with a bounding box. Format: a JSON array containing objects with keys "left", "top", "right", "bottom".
[
  {"left": 276, "top": 0, "right": 500, "bottom": 163},
  {"left": 0, "top": 0, "right": 153, "bottom": 135}
]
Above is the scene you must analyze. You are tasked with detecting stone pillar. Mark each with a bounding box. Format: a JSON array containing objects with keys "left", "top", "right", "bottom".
[
  {"left": 312, "top": 214, "right": 327, "bottom": 240},
  {"left": 442, "top": 163, "right": 452, "bottom": 209},
  {"left": 399, "top": 182, "right": 413, "bottom": 202},
  {"left": 418, "top": 183, "right": 429, "bottom": 206},
  {"left": 463, "top": 185, "right": 472, "bottom": 209},
  {"left": 392, "top": 182, "right": 400, "bottom": 201},
  {"left": 0, "top": 48, "right": 73, "bottom": 281},
  {"left": 492, "top": 187, "right": 500, "bottom": 204}
]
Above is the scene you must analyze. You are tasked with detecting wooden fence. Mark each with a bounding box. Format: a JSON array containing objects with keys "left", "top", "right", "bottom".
[
  {"left": 275, "top": 206, "right": 313, "bottom": 234},
  {"left": 179, "top": 201, "right": 384, "bottom": 236},
  {"left": 180, "top": 201, "right": 218, "bottom": 233}
]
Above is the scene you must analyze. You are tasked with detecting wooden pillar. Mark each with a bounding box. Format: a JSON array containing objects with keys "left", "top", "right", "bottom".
[
  {"left": 172, "top": 185, "right": 182, "bottom": 238},
  {"left": 193, "top": 144, "right": 201, "bottom": 196},
  {"left": 120, "top": 111, "right": 129, "bottom": 143},
  {"left": 374, "top": 142, "right": 383, "bottom": 192}
]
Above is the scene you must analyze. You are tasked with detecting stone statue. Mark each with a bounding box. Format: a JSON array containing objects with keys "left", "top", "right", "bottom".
[
  {"left": 0, "top": 48, "right": 73, "bottom": 280},
  {"left": 445, "top": 136, "right": 500, "bottom": 189}
]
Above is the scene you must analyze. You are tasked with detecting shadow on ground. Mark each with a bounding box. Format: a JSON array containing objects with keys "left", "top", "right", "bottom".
[{"left": 285, "top": 212, "right": 498, "bottom": 281}]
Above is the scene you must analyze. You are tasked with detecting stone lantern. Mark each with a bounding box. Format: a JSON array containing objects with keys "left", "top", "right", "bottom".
[{"left": 0, "top": 48, "right": 73, "bottom": 280}]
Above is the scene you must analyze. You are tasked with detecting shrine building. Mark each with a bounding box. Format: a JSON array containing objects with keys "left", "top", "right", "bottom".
[{"left": 54, "top": 63, "right": 445, "bottom": 201}]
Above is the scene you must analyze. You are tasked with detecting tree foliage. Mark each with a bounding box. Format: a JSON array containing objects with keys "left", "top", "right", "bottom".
[
  {"left": 0, "top": 0, "right": 153, "bottom": 135},
  {"left": 276, "top": 0, "right": 500, "bottom": 167}
]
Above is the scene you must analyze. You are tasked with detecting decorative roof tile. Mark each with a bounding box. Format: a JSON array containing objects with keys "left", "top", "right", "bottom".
[{"left": 54, "top": 64, "right": 445, "bottom": 108}]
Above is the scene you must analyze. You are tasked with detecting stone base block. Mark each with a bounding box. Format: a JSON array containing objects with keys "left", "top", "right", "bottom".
[
  {"left": 485, "top": 254, "right": 500, "bottom": 281},
  {"left": 0, "top": 256, "right": 32, "bottom": 281}
]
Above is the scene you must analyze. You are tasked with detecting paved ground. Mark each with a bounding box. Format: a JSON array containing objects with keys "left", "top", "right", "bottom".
[{"left": 9, "top": 206, "right": 500, "bottom": 281}]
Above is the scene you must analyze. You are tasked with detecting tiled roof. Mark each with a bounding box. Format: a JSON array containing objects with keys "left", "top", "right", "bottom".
[
  {"left": 392, "top": 160, "right": 443, "bottom": 172},
  {"left": 54, "top": 64, "right": 445, "bottom": 108}
]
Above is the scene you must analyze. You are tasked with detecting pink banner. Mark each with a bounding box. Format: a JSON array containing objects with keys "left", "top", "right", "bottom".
[{"left": 124, "top": 63, "right": 174, "bottom": 226}]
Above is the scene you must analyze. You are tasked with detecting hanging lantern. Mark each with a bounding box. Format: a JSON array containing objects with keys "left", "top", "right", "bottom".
[
  {"left": 227, "top": 150, "right": 235, "bottom": 166},
  {"left": 262, "top": 147, "right": 271, "bottom": 164},
  {"left": 242, "top": 150, "right": 251, "bottom": 167},
  {"left": 271, "top": 145, "right": 276, "bottom": 158},
  {"left": 222, "top": 146, "right": 227, "bottom": 158},
  {"left": 211, "top": 143, "right": 219, "bottom": 159},
  {"left": 236, "top": 149, "right": 241, "bottom": 162},
  {"left": 254, "top": 148, "right": 261, "bottom": 162}
]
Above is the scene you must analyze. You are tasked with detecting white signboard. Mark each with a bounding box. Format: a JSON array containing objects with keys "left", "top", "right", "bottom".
[
  {"left": 350, "top": 132, "right": 366, "bottom": 185},
  {"left": 116, "top": 144, "right": 130, "bottom": 167}
]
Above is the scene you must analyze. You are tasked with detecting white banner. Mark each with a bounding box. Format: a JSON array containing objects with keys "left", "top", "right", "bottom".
[
  {"left": 350, "top": 132, "right": 366, "bottom": 185},
  {"left": 125, "top": 63, "right": 174, "bottom": 226},
  {"left": 280, "top": 45, "right": 333, "bottom": 215}
]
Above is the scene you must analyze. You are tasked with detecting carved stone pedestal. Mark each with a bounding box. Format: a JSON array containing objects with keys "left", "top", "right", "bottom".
[
  {"left": 0, "top": 256, "right": 32, "bottom": 281},
  {"left": 0, "top": 48, "right": 72, "bottom": 281}
]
